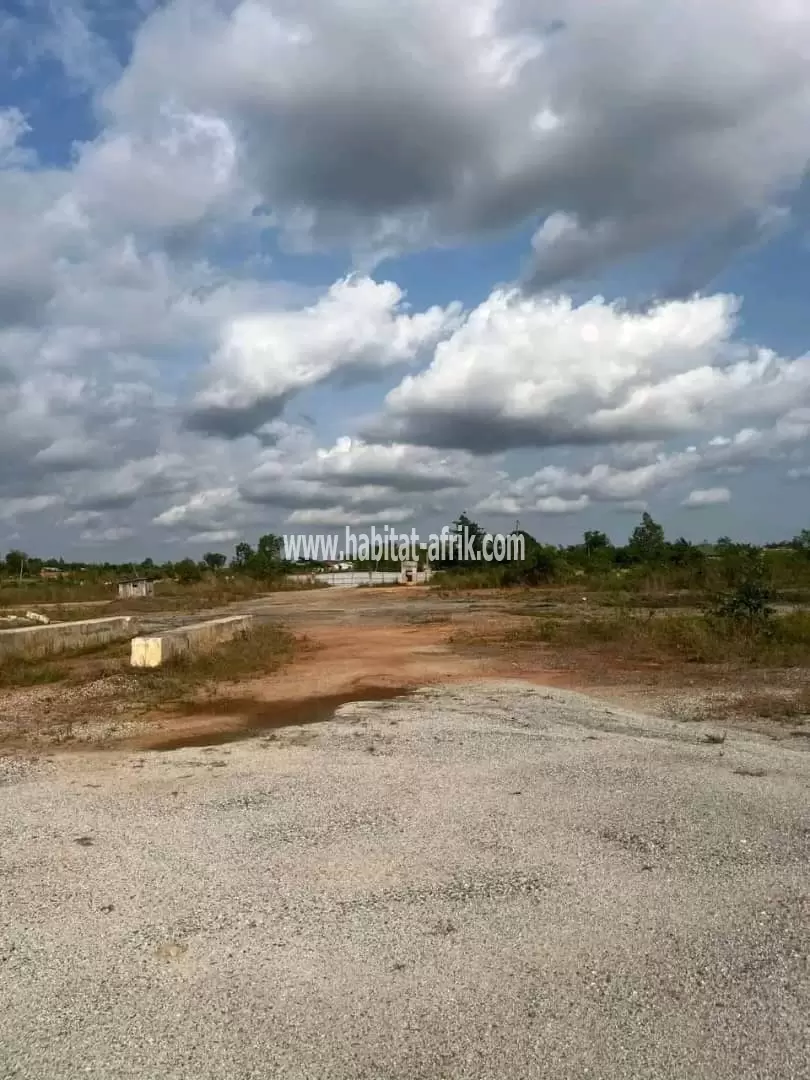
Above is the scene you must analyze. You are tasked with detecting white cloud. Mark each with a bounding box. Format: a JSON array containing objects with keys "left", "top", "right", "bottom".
[
  {"left": 153, "top": 487, "right": 240, "bottom": 529},
  {"left": 189, "top": 276, "right": 460, "bottom": 436},
  {"left": 300, "top": 436, "right": 471, "bottom": 492},
  {"left": 73, "top": 107, "right": 243, "bottom": 236},
  {"left": 474, "top": 419, "right": 807, "bottom": 517},
  {"left": 103, "top": 0, "right": 810, "bottom": 276},
  {"left": 376, "top": 289, "right": 810, "bottom": 452},
  {"left": 0, "top": 107, "right": 34, "bottom": 168},
  {"left": 186, "top": 529, "right": 239, "bottom": 545},
  {"left": 285, "top": 506, "right": 414, "bottom": 528},
  {"left": 80, "top": 525, "right": 135, "bottom": 544},
  {"left": 0, "top": 495, "right": 63, "bottom": 522},
  {"left": 2, "top": 0, "right": 810, "bottom": 557},
  {"left": 682, "top": 487, "right": 732, "bottom": 507}
]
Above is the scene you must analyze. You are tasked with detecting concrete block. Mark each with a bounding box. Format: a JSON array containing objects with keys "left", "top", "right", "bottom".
[
  {"left": 0, "top": 616, "right": 135, "bottom": 662},
  {"left": 131, "top": 614, "right": 253, "bottom": 668}
]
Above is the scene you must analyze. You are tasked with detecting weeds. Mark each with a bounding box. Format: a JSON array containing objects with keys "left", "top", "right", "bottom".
[
  {"left": 0, "top": 661, "right": 69, "bottom": 689},
  {"left": 0, "top": 574, "right": 323, "bottom": 614},
  {"left": 131, "top": 623, "right": 297, "bottom": 705},
  {"left": 508, "top": 607, "right": 810, "bottom": 667}
]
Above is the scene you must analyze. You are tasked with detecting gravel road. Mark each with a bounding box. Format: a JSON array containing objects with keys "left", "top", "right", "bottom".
[{"left": 1, "top": 682, "right": 808, "bottom": 1079}]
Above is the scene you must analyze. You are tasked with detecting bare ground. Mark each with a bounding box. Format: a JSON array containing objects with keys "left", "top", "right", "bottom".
[
  {"left": 2, "top": 585, "right": 810, "bottom": 752},
  {"left": 2, "top": 588, "right": 809, "bottom": 1078}
]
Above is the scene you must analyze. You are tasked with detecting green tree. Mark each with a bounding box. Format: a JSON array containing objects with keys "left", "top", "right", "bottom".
[
  {"left": 232, "top": 542, "right": 255, "bottom": 570},
  {"left": 792, "top": 529, "right": 810, "bottom": 558},
  {"left": 517, "top": 532, "right": 562, "bottom": 584},
  {"left": 4, "top": 550, "right": 28, "bottom": 577},
  {"left": 583, "top": 530, "right": 610, "bottom": 555},
  {"left": 257, "top": 533, "right": 283, "bottom": 563},
  {"left": 175, "top": 558, "right": 203, "bottom": 585},
  {"left": 251, "top": 534, "right": 284, "bottom": 578},
  {"left": 203, "top": 552, "right": 227, "bottom": 571},
  {"left": 438, "top": 513, "right": 486, "bottom": 570},
  {"left": 627, "top": 512, "right": 666, "bottom": 563}
]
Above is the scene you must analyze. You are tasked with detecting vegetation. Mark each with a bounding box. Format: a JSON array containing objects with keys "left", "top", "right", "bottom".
[
  {"left": 433, "top": 511, "right": 810, "bottom": 674},
  {"left": 132, "top": 623, "right": 297, "bottom": 705},
  {"left": 430, "top": 511, "right": 810, "bottom": 600},
  {"left": 0, "top": 533, "right": 320, "bottom": 608},
  {"left": 506, "top": 608, "right": 810, "bottom": 667}
]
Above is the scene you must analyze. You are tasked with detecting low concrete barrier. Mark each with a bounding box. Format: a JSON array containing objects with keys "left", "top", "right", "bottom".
[
  {"left": 0, "top": 616, "right": 135, "bottom": 662},
  {"left": 130, "top": 614, "right": 253, "bottom": 668}
]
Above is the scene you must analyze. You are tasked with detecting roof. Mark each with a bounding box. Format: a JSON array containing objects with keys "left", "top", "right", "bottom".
[{"left": 117, "top": 577, "right": 154, "bottom": 585}]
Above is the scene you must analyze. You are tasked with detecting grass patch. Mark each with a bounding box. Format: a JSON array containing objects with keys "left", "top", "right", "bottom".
[
  {"left": 0, "top": 622, "right": 296, "bottom": 702},
  {"left": 131, "top": 622, "right": 297, "bottom": 705},
  {"left": 0, "top": 574, "right": 324, "bottom": 615},
  {"left": 504, "top": 609, "right": 810, "bottom": 667},
  {"left": 39, "top": 606, "right": 116, "bottom": 623},
  {"left": 0, "top": 661, "right": 69, "bottom": 689},
  {"left": 0, "top": 582, "right": 112, "bottom": 607},
  {"left": 0, "top": 638, "right": 131, "bottom": 689}
]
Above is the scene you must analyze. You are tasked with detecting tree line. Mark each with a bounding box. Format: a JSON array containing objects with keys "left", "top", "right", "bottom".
[{"left": 5, "top": 513, "right": 810, "bottom": 590}]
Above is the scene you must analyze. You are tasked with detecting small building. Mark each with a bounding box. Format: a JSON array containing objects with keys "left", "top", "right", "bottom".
[
  {"left": 399, "top": 559, "right": 432, "bottom": 585},
  {"left": 399, "top": 559, "right": 419, "bottom": 584},
  {"left": 40, "top": 566, "right": 67, "bottom": 579},
  {"left": 117, "top": 578, "right": 155, "bottom": 600}
]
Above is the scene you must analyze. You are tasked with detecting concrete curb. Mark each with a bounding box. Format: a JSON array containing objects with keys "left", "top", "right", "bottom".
[
  {"left": 0, "top": 616, "right": 135, "bottom": 661},
  {"left": 131, "top": 614, "right": 254, "bottom": 668}
]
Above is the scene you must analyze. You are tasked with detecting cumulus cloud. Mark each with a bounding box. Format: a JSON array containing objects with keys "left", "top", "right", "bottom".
[
  {"left": 80, "top": 525, "right": 135, "bottom": 544},
  {"left": 0, "top": 107, "right": 34, "bottom": 168},
  {"left": 375, "top": 289, "right": 810, "bottom": 452},
  {"left": 285, "top": 506, "right": 415, "bottom": 528},
  {"left": 0, "top": 495, "right": 63, "bottom": 522},
  {"left": 475, "top": 420, "right": 806, "bottom": 516},
  {"left": 297, "top": 437, "right": 470, "bottom": 492},
  {"left": 66, "top": 454, "right": 198, "bottom": 512},
  {"left": 72, "top": 107, "right": 243, "bottom": 238},
  {"left": 682, "top": 487, "right": 731, "bottom": 508},
  {"left": 103, "top": 0, "right": 810, "bottom": 276},
  {"left": 188, "top": 277, "right": 459, "bottom": 437},
  {"left": 3, "top": 0, "right": 810, "bottom": 555},
  {"left": 147, "top": 435, "right": 483, "bottom": 538},
  {"left": 186, "top": 529, "right": 240, "bottom": 546},
  {"left": 153, "top": 487, "right": 242, "bottom": 530}
]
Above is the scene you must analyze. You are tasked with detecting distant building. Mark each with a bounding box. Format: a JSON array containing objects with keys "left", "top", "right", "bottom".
[
  {"left": 398, "top": 558, "right": 432, "bottom": 585},
  {"left": 40, "top": 567, "right": 67, "bottom": 579},
  {"left": 117, "top": 578, "right": 155, "bottom": 600}
]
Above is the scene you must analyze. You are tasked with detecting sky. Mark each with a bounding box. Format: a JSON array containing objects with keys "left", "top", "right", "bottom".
[{"left": 3, "top": 0, "right": 810, "bottom": 561}]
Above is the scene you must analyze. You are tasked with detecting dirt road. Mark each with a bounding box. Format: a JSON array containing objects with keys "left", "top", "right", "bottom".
[{"left": 1, "top": 588, "right": 808, "bottom": 1077}]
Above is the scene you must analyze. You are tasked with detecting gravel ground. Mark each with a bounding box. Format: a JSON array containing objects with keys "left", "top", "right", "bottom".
[{"left": 1, "top": 681, "right": 808, "bottom": 1079}]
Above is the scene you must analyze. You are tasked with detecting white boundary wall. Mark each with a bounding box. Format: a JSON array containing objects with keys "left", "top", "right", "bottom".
[
  {"left": 287, "top": 571, "right": 404, "bottom": 588},
  {"left": 131, "top": 614, "right": 253, "bottom": 668}
]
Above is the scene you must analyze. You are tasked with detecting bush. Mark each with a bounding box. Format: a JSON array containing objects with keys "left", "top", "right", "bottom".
[
  {"left": 523, "top": 607, "right": 810, "bottom": 667},
  {"left": 174, "top": 558, "right": 203, "bottom": 585}
]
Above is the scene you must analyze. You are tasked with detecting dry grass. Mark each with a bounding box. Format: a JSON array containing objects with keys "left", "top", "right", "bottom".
[
  {"left": 692, "top": 685, "right": 810, "bottom": 726},
  {"left": 0, "top": 581, "right": 112, "bottom": 607},
  {"left": 0, "top": 574, "right": 324, "bottom": 614},
  {"left": 130, "top": 623, "right": 297, "bottom": 706},
  {"left": 0, "top": 639, "right": 131, "bottom": 689},
  {"left": 0, "top": 621, "right": 296, "bottom": 697},
  {"left": 39, "top": 606, "right": 117, "bottom": 622},
  {"left": 0, "top": 661, "right": 70, "bottom": 689},
  {"left": 501, "top": 609, "right": 810, "bottom": 667}
]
